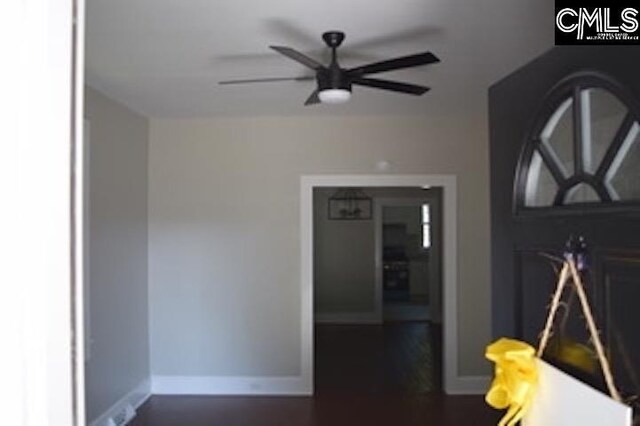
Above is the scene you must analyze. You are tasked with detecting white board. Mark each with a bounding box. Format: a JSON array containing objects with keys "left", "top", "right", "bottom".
[{"left": 523, "top": 359, "right": 632, "bottom": 426}]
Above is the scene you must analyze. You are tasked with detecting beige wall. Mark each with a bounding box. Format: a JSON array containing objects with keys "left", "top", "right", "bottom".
[
  {"left": 84, "top": 87, "right": 150, "bottom": 421},
  {"left": 313, "top": 188, "right": 376, "bottom": 314},
  {"left": 149, "top": 112, "right": 491, "bottom": 376}
]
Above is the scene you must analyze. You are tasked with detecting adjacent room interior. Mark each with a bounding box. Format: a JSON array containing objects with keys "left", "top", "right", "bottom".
[{"left": 313, "top": 186, "right": 443, "bottom": 394}]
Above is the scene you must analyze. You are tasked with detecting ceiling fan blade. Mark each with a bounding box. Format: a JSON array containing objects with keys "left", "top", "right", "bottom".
[
  {"left": 264, "top": 19, "right": 319, "bottom": 47},
  {"left": 352, "top": 77, "right": 430, "bottom": 95},
  {"left": 348, "top": 52, "right": 440, "bottom": 76},
  {"left": 219, "top": 76, "right": 315, "bottom": 85},
  {"left": 347, "top": 26, "right": 443, "bottom": 50},
  {"left": 304, "top": 90, "right": 320, "bottom": 106},
  {"left": 270, "top": 46, "right": 325, "bottom": 70}
]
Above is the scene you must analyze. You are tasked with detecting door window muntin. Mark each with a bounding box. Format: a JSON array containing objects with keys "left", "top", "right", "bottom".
[{"left": 515, "top": 72, "right": 640, "bottom": 216}]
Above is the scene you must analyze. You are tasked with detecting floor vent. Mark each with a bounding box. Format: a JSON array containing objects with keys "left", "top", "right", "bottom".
[{"left": 104, "top": 404, "right": 135, "bottom": 426}]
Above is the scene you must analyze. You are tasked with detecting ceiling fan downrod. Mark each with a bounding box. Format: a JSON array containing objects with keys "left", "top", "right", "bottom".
[{"left": 317, "top": 31, "right": 351, "bottom": 103}]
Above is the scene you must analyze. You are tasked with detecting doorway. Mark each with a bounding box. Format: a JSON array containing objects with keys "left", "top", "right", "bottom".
[
  {"left": 313, "top": 187, "right": 443, "bottom": 394},
  {"left": 300, "top": 175, "right": 459, "bottom": 394}
]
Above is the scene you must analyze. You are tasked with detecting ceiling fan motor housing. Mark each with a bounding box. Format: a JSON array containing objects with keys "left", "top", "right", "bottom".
[{"left": 317, "top": 67, "right": 351, "bottom": 93}]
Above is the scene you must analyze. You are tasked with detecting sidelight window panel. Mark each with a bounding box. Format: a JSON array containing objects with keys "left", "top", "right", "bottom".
[
  {"left": 540, "top": 97, "right": 575, "bottom": 178},
  {"left": 607, "top": 123, "right": 640, "bottom": 201},
  {"left": 582, "top": 88, "right": 628, "bottom": 175},
  {"left": 525, "top": 150, "right": 559, "bottom": 207}
]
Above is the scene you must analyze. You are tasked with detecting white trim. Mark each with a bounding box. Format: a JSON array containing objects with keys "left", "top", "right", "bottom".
[
  {"left": 73, "top": 0, "right": 87, "bottom": 423},
  {"left": 2, "top": 0, "right": 78, "bottom": 423},
  {"left": 89, "top": 379, "right": 151, "bottom": 426},
  {"left": 82, "top": 119, "right": 92, "bottom": 363},
  {"left": 300, "top": 178, "right": 315, "bottom": 395},
  {"left": 373, "top": 201, "right": 384, "bottom": 323},
  {"left": 314, "top": 312, "right": 381, "bottom": 324},
  {"left": 301, "top": 175, "right": 471, "bottom": 394},
  {"left": 152, "top": 376, "right": 309, "bottom": 395}
]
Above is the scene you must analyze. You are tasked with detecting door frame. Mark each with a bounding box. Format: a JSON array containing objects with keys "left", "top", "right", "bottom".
[
  {"left": 300, "top": 174, "right": 461, "bottom": 394},
  {"left": 2, "top": 0, "right": 85, "bottom": 422}
]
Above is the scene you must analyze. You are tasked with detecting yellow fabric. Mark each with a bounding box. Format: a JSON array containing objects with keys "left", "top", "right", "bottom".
[
  {"left": 549, "top": 338, "right": 597, "bottom": 374},
  {"left": 485, "top": 338, "right": 538, "bottom": 426}
]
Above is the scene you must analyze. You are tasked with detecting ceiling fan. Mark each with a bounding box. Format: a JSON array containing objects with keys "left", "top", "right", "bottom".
[{"left": 219, "top": 31, "right": 440, "bottom": 106}]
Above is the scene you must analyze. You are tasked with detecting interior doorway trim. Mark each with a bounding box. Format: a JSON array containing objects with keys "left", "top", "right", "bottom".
[{"left": 301, "top": 174, "right": 464, "bottom": 394}]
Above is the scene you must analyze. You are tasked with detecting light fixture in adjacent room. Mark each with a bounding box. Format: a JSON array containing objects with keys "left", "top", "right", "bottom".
[
  {"left": 318, "top": 88, "right": 351, "bottom": 104},
  {"left": 328, "top": 188, "right": 372, "bottom": 220}
]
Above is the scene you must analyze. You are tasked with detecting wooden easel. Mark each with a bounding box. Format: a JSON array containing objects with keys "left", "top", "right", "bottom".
[{"left": 536, "top": 246, "right": 622, "bottom": 402}]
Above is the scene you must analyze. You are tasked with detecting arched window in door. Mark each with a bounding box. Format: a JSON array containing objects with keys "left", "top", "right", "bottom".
[{"left": 515, "top": 73, "right": 640, "bottom": 211}]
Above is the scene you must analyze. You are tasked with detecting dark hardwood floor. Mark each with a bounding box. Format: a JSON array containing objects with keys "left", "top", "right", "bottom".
[
  {"left": 314, "top": 323, "right": 438, "bottom": 394},
  {"left": 132, "top": 323, "right": 498, "bottom": 425},
  {"left": 131, "top": 393, "right": 498, "bottom": 426}
]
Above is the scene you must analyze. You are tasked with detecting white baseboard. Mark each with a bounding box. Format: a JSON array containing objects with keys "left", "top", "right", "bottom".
[
  {"left": 149, "top": 373, "right": 487, "bottom": 396},
  {"left": 445, "top": 375, "right": 491, "bottom": 395},
  {"left": 314, "top": 312, "right": 381, "bottom": 324},
  {"left": 152, "top": 375, "right": 311, "bottom": 396},
  {"left": 89, "top": 378, "right": 151, "bottom": 426}
]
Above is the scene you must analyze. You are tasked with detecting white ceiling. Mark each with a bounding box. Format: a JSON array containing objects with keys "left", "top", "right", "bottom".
[{"left": 85, "top": 0, "right": 554, "bottom": 118}]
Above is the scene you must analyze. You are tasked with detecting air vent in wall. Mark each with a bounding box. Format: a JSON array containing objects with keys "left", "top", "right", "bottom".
[{"left": 104, "top": 403, "right": 135, "bottom": 426}]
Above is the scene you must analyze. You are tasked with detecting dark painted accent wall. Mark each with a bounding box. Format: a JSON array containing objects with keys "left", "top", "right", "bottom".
[{"left": 489, "top": 46, "right": 640, "bottom": 339}]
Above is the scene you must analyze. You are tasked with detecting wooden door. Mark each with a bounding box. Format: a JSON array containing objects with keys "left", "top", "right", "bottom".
[{"left": 490, "top": 46, "right": 640, "bottom": 401}]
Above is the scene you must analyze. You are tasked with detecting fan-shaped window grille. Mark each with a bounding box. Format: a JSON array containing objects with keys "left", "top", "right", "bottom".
[{"left": 516, "top": 74, "right": 640, "bottom": 212}]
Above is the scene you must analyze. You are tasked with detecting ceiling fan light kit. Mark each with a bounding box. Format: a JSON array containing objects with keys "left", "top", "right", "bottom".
[
  {"left": 318, "top": 89, "right": 351, "bottom": 104},
  {"left": 219, "top": 30, "right": 440, "bottom": 106}
]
